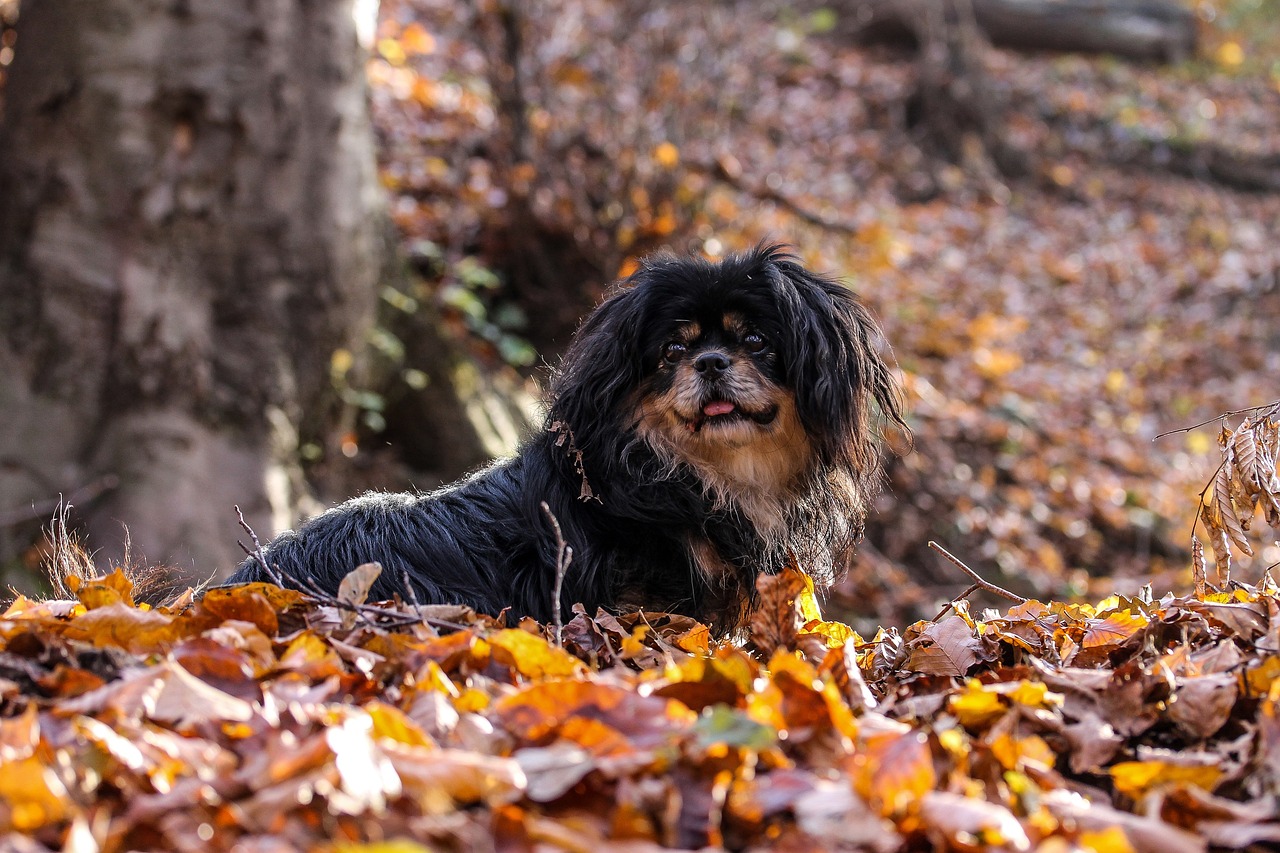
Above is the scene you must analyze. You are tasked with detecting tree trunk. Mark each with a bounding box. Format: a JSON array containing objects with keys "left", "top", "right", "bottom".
[{"left": 0, "top": 0, "right": 384, "bottom": 576}]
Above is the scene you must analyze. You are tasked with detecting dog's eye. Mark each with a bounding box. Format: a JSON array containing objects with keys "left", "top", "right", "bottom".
[
  {"left": 743, "top": 332, "right": 768, "bottom": 354},
  {"left": 662, "top": 341, "right": 687, "bottom": 364}
]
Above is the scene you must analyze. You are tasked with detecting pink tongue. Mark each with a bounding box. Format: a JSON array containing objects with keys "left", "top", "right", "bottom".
[{"left": 703, "top": 401, "right": 736, "bottom": 417}]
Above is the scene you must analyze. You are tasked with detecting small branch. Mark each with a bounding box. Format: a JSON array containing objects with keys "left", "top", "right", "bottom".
[
  {"left": 541, "top": 501, "right": 573, "bottom": 647},
  {"left": 401, "top": 568, "right": 428, "bottom": 625},
  {"left": 235, "top": 505, "right": 285, "bottom": 588},
  {"left": 685, "top": 158, "right": 861, "bottom": 234},
  {"left": 931, "top": 583, "right": 980, "bottom": 623},
  {"left": 927, "top": 540, "right": 1026, "bottom": 604},
  {"left": 1154, "top": 399, "right": 1280, "bottom": 440}
]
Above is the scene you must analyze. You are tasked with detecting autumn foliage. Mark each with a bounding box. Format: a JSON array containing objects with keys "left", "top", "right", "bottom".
[{"left": 3, "top": 545, "right": 1280, "bottom": 852}]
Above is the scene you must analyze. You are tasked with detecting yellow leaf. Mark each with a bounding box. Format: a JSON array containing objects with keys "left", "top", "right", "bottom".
[
  {"left": 855, "top": 730, "right": 936, "bottom": 815},
  {"left": 1081, "top": 611, "right": 1147, "bottom": 649},
  {"left": 1079, "top": 827, "right": 1137, "bottom": 853},
  {"left": 990, "top": 732, "right": 1055, "bottom": 771},
  {"left": 1187, "top": 431, "right": 1212, "bottom": 456},
  {"left": 620, "top": 626, "right": 650, "bottom": 659},
  {"left": 489, "top": 629, "right": 585, "bottom": 679},
  {"left": 653, "top": 141, "right": 680, "bottom": 169},
  {"left": 1049, "top": 163, "right": 1075, "bottom": 186},
  {"left": 377, "top": 37, "right": 406, "bottom": 66},
  {"left": 75, "top": 567, "right": 136, "bottom": 610},
  {"left": 367, "top": 701, "right": 436, "bottom": 748},
  {"left": 279, "top": 632, "right": 345, "bottom": 678},
  {"left": 950, "top": 681, "right": 1007, "bottom": 730},
  {"left": 1246, "top": 655, "right": 1280, "bottom": 695},
  {"left": 795, "top": 574, "right": 824, "bottom": 622},
  {"left": 1006, "top": 680, "right": 1061, "bottom": 709},
  {"left": 0, "top": 756, "right": 70, "bottom": 832},
  {"left": 334, "top": 842, "right": 435, "bottom": 853},
  {"left": 454, "top": 687, "right": 490, "bottom": 714},
  {"left": 1215, "top": 41, "right": 1244, "bottom": 68},
  {"left": 800, "top": 619, "right": 859, "bottom": 649},
  {"left": 1110, "top": 760, "right": 1222, "bottom": 799},
  {"left": 973, "top": 347, "right": 1022, "bottom": 379}
]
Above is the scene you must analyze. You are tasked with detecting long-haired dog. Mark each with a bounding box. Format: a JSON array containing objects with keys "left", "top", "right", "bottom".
[{"left": 226, "top": 244, "right": 905, "bottom": 632}]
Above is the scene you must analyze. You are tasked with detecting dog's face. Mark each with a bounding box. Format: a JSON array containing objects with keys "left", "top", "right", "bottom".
[
  {"left": 549, "top": 243, "right": 903, "bottom": 533},
  {"left": 632, "top": 299, "right": 812, "bottom": 510}
]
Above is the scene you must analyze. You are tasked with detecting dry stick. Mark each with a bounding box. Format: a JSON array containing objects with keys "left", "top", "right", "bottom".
[
  {"left": 235, "top": 505, "right": 284, "bottom": 587},
  {"left": 927, "top": 541, "right": 1026, "bottom": 619},
  {"left": 1153, "top": 398, "right": 1280, "bottom": 440},
  {"left": 932, "top": 583, "right": 980, "bottom": 623},
  {"left": 540, "top": 501, "right": 574, "bottom": 648},
  {"left": 401, "top": 568, "right": 427, "bottom": 625}
]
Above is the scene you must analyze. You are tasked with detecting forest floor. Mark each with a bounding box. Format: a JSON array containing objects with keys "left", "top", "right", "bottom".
[
  {"left": 366, "top": 0, "right": 1280, "bottom": 629},
  {"left": 4, "top": 3, "right": 1280, "bottom": 851}
]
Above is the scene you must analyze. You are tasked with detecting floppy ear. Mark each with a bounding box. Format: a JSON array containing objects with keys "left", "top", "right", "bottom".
[
  {"left": 546, "top": 282, "right": 649, "bottom": 468},
  {"left": 767, "top": 251, "right": 905, "bottom": 471}
]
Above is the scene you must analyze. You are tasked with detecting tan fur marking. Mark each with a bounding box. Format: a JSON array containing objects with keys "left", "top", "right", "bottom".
[{"left": 634, "top": 369, "right": 811, "bottom": 535}]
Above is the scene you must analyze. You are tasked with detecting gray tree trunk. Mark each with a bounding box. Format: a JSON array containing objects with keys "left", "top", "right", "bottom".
[{"left": 0, "top": 0, "right": 384, "bottom": 576}]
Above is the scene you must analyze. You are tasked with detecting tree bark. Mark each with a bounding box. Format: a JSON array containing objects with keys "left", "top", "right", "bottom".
[{"left": 0, "top": 0, "right": 384, "bottom": 575}]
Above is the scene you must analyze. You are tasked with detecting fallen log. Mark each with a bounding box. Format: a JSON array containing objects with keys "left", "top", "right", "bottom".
[{"left": 849, "top": 0, "right": 1198, "bottom": 63}]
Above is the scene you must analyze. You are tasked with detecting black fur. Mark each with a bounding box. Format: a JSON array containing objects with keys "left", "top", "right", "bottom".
[{"left": 225, "top": 244, "right": 905, "bottom": 632}]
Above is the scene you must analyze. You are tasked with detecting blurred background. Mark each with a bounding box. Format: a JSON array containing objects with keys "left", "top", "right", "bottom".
[{"left": 1, "top": 0, "right": 1276, "bottom": 628}]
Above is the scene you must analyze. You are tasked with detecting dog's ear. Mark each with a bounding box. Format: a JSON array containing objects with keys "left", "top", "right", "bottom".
[
  {"left": 547, "top": 282, "right": 648, "bottom": 459},
  {"left": 765, "top": 248, "right": 905, "bottom": 471}
]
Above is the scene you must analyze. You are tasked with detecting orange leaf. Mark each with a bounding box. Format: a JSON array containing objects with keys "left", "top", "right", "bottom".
[
  {"left": 854, "top": 729, "right": 936, "bottom": 815},
  {"left": 1081, "top": 611, "right": 1147, "bottom": 649}
]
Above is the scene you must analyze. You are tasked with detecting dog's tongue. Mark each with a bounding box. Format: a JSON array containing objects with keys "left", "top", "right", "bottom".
[{"left": 703, "top": 401, "right": 736, "bottom": 417}]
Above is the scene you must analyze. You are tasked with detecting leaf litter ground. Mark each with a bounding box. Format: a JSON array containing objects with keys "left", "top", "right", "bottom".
[{"left": 2, "top": 566, "right": 1280, "bottom": 851}]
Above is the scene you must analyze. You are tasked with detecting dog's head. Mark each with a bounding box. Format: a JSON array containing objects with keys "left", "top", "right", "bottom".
[{"left": 549, "top": 243, "right": 904, "bottom": 542}]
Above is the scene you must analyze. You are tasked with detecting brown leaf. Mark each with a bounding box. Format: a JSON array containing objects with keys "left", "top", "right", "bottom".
[
  {"left": 1043, "top": 789, "right": 1206, "bottom": 853},
  {"left": 339, "top": 561, "right": 383, "bottom": 609},
  {"left": 59, "top": 602, "right": 186, "bottom": 654},
  {"left": 147, "top": 661, "right": 256, "bottom": 727},
  {"left": 919, "top": 791, "right": 1030, "bottom": 852},
  {"left": 905, "top": 616, "right": 980, "bottom": 676},
  {"left": 197, "top": 584, "right": 286, "bottom": 636},
  {"left": 1168, "top": 673, "right": 1237, "bottom": 740}
]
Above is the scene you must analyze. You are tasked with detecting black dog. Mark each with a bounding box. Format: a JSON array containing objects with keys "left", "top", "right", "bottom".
[{"left": 226, "top": 244, "right": 905, "bottom": 632}]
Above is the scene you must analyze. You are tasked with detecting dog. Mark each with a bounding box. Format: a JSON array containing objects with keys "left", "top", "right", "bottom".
[{"left": 226, "top": 244, "right": 905, "bottom": 632}]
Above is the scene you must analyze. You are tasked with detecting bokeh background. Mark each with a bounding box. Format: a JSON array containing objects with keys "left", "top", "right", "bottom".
[{"left": 1, "top": 0, "right": 1277, "bottom": 628}]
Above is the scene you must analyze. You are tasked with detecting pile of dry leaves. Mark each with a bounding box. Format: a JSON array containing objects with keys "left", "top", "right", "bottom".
[{"left": 2, "top": 557, "right": 1279, "bottom": 852}]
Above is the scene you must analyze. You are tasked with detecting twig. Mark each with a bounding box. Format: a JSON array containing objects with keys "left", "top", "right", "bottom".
[
  {"left": 540, "top": 501, "right": 574, "bottom": 647},
  {"left": 927, "top": 541, "right": 1026, "bottom": 605},
  {"left": 401, "top": 568, "right": 427, "bottom": 625},
  {"left": 235, "top": 505, "right": 285, "bottom": 588},
  {"left": 686, "top": 158, "right": 861, "bottom": 234},
  {"left": 1154, "top": 399, "right": 1280, "bottom": 440},
  {"left": 931, "top": 583, "right": 979, "bottom": 623}
]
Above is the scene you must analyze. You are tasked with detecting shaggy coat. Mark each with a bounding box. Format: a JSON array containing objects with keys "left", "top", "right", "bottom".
[{"left": 226, "top": 245, "right": 904, "bottom": 631}]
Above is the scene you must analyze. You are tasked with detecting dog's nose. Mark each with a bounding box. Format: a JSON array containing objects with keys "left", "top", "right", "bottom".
[{"left": 694, "top": 351, "right": 731, "bottom": 376}]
